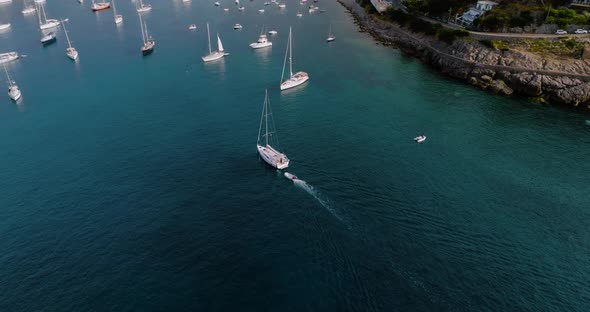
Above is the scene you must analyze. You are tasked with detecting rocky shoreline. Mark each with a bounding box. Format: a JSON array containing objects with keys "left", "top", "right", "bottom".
[{"left": 338, "top": 0, "right": 590, "bottom": 111}]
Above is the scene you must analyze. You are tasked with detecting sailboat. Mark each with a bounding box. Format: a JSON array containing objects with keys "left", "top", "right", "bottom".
[
  {"left": 22, "top": 0, "right": 36, "bottom": 15},
  {"left": 112, "top": 0, "right": 123, "bottom": 24},
  {"left": 257, "top": 90, "right": 289, "bottom": 169},
  {"left": 3, "top": 64, "right": 21, "bottom": 102},
  {"left": 36, "top": 2, "right": 60, "bottom": 30},
  {"left": 326, "top": 24, "right": 335, "bottom": 42},
  {"left": 250, "top": 27, "right": 272, "bottom": 49},
  {"left": 91, "top": 0, "right": 111, "bottom": 11},
  {"left": 280, "top": 27, "right": 308, "bottom": 91},
  {"left": 62, "top": 20, "right": 78, "bottom": 60},
  {"left": 202, "top": 23, "right": 226, "bottom": 62},
  {"left": 138, "top": 13, "right": 155, "bottom": 55},
  {"left": 136, "top": 0, "right": 151, "bottom": 13}
]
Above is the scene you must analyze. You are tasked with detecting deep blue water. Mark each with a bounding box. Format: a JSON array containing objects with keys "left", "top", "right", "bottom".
[{"left": 0, "top": 0, "right": 589, "bottom": 311}]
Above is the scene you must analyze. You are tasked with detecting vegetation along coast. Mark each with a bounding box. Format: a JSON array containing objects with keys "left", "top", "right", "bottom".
[{"left": 338, "top": 0, "right": 590, "bottom": 111}]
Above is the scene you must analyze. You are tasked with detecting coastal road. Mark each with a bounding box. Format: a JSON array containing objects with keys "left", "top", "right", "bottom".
[{"left": 420, "top": 16, "right": 590, "bottom": 40}]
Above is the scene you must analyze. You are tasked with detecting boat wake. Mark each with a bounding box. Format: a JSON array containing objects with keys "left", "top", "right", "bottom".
[{"left": 284, "top": 172, "right": 344, "bottom": 223}]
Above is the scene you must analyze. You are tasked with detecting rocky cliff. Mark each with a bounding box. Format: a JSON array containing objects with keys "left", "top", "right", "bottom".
[{"left": 339, "top": 0, "right": 590, "bottom": 111}]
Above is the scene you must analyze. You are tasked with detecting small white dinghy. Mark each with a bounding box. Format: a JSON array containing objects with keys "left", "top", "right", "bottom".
[
  {"left": 284, "top": 172, "right": 299, "bottom": 181},
  {"left": 188, "top": 24, "right": 197, "bottom": 30},
  {"left": 414, "top": 135, "right": 426, "bottom": 143}
]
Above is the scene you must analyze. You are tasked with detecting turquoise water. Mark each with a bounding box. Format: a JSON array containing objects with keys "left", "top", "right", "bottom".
[{"left": 1, "top": 0, "right": 589, "bottom": 311}]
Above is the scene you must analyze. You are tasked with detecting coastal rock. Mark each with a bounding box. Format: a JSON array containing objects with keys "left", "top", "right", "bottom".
[
  {"left": 551, "top": 82, "right": 590, "bottom": 106},
  {"left": 489, "top": 80, "right": 513, "bottom": 96},
  {"left": 338, "top": 0, "right": 590, "bottom": 111}
]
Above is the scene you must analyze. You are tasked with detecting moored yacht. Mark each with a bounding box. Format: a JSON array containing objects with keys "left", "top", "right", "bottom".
[
  {"left": 250, "top": 29, "right": 272, "bottom": 49},
  {"left": 36, "top": 2, "right": 60, "bottom": 30},
  {"left": 280, "top": 27, "right": 309, "bottom": 91},
  {"left": 202, "top": 23, "right": 226, "bottom": 62},
  {"left": 91, "top": 0, "right": 111, "bottom": 11},
  {"left": 40, "top": 31, "right": 56, "bottom": 45},
  {"left": 0, "top": 52, "right": 19, "bottom": 64},
  {"left": 62, "top": 19, "right": 78, "bottom": 60},
  {"left": 138, "top": 13, "right": 155, "bottom": 54},
  {"left": 3, "top": 64, "right": 21, "bottom": 102}
]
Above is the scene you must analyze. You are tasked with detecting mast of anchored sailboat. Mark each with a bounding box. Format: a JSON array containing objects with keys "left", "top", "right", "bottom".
[
  {"left": 139, "top": 13, "right": 146, "bottom": 44},
  {"left": 207, "top": 23, "right": 212, "bottom": 54},
  {"left": 289, "top": 27, "right": 293, "bottom": 78}
]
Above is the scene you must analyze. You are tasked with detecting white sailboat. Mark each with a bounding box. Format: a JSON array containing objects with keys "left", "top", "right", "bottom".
[
  {"left": 257, "top": 90, "right": 289, "bottom": 169},
  {"left": 3, "top": 64, "right": 21, "bottom": 102},
  {"left": 36, "top": 2, "right": 60, "bottom": 30},
  {"left": 250, "top": 27, "right": 272, "bottom": 49},
  {"left": 62, "top": 20, "right": 78, "bottom": 60},
  {"left": 136, "top": 0, "right": 151, "bottom": 13},
  {"left": 112, "top": 0, "right": 123, "bottom": 24},
  {"left": 280, "top": 27, "right": 308, "bottom": 91},
  {"left": 326, "top": 24, "right": 335, "bottom": 42},
  {"left": 202, "top": 23, "right": 226, "bottom": 62},
  {"left": 138, "top": 13, "right": 155, "bottom": 55},
  {"left": 0, "top": 24, "right": 10, "bottom": 31},
  {"left": 22, "top": 0, "right": 36, "bottom": 15},
  {"left": 0, "top": 52, "right": 19, "bottom": 64}
]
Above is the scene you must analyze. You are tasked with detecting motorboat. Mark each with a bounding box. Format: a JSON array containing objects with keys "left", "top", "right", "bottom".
[
  {"left": 250, "top": 32, "right": 272, "bottom": 49},
  {"left": 233, "top": 23, "right": 242, "bottom": 29},
  {"left": 238, "top": 6, "right": 244, "bottom": 10},
  {"left": 268, "top": 30, "right": 277, "bottom": 35},
  {"left": 278, "top": 3, "right": 286, "bottom": 8},
  {"left": 414, "top": 135, "right": 426, "bottom": 143},
  {"left": 296, "top": 12, "right": 302, "bottom": 17},
  {"left": 214, "top": 1, "right": 220, "bottom": 5},
  {"left": 0, "top": 24, "right": 10, "bottom": 31},
  {"left": 189, "top": 24, "right": 197, "bottom": 30},
  {"left": 41, "top": 31, "right": 57, "bottom": 45},
  {"left": 258, "top": 9, "right": 264, "bottom": 13},
  {"left": 223, "top": 8, "right": 229, "bottom": 11}
]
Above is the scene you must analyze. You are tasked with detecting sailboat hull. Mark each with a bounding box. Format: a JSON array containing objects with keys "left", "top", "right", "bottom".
[
  {"left": 91, "top": 2, "right": 111, "bottom": 11},
  {"left": 257, "top": 145, "right": 289, "bottom": 169},
  {"left": 142, "top": 41, "right": 155, "bottom": 55},
  {"left": 9, "top": 86, "right": 21, "bottom": 102},
  {"left": 202, "top": 51, "right": 224, "bottom": 62},
  {"left": 280, "top": 72, "right": 309, "bottom": 91},
  {"left": 39, "top": 20, "right": 60, "bottom": 30}
]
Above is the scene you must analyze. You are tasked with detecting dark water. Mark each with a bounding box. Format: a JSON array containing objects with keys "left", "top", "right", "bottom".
[{"left": 0, "top": 0, "right": 589, "bottom": 311}]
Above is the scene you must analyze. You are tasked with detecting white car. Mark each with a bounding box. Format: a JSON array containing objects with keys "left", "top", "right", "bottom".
[
  {"left": 574, "top": 29, "right": 588, "bottom": 34},
  {"left": 555, "top": 29, "right": 567, "bottom": 35}
]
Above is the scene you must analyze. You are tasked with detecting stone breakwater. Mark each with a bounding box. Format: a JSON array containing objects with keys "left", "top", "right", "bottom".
[{"left": 338, "top": 0, "right": 590, "bottom": 111}]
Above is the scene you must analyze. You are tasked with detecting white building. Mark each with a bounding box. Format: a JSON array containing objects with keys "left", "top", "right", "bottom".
[
  {"left": 460, "top": 1, "right": 498, "bottom": 25},
  {"left": 370, "top": 0, "right": 392, "bottom": 14}
]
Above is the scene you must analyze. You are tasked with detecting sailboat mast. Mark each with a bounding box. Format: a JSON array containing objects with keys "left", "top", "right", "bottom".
[
  {"left": 138, "top": 13, "right": 146, "bottom": 44},
  {"left": 63, "top": 20, "right": 73, "bottom": 48},
  {"left": 265, "top": 90, "right": 269, "bottom": 146},
  {"left": 3, "top": 64, "right": 10, "bottom": 87},
  {"left": 112, "top": 0, "right": 117, "bottom": 16},
  {"left": 36, "top": 2, "right": 42, "bottom": 26},
  {"left": 41, "top": 3, "right": 48, "bottom": 23},
  {"left": 144, "top": 20, "right": 150, "bottom": 41},
  {"left": 289, "top": 27, "right": 293, "bottom": 77},
  {"left": 206, "top": 23, "right": 212, "bottom": 54}
]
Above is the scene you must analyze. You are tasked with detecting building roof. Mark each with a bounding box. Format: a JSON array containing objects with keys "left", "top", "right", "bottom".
[{"left": 476, "top": 0, "right": 498, "bottom": 5}]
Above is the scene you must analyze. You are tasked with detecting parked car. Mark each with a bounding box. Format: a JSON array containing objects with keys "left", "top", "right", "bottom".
[
  {"left": 555, "top": 29, "right": 568, "bottom": 35},
  {"left": 574, "top": 29, "right": 588, "bottom": 34}
]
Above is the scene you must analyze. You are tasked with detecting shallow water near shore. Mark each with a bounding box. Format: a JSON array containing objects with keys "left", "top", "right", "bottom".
[{"left": 0, "top": 0, "right": 589, "bottom": 311}]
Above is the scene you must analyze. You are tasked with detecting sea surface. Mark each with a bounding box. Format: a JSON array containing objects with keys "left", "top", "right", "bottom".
[{"left": 0, "top": 0, "right": 589, "bottom": 311}]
